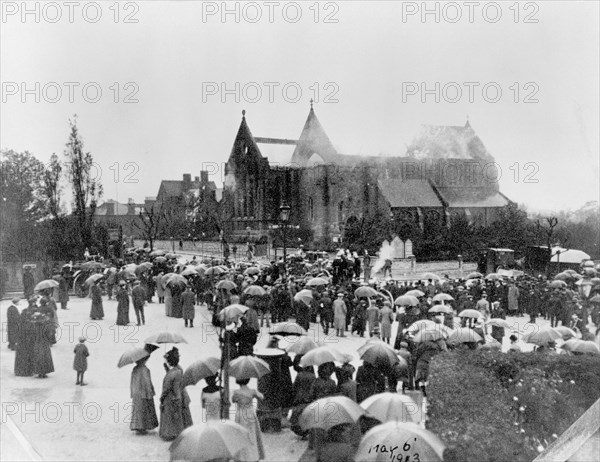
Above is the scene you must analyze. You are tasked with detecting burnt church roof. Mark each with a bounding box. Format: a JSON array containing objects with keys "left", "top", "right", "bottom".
[
  {"left": 406, "top": 121, "right": 494, "bottom": 162},
  {"left": 378, "top": 179, "right": 444, "bottom": 208}
]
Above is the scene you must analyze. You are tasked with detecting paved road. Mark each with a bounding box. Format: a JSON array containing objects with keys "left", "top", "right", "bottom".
[{"left": 0, "top": 295, "right": 551, "bottom": 461}]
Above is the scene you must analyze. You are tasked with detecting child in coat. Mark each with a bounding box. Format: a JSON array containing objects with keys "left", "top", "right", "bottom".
[{"left": 73, "top": 336, "right": 89, "bottom": 385}]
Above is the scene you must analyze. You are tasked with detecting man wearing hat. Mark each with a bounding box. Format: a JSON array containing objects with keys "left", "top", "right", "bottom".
[
  {"left": 132, "top": 280, "right": 147, "bottom": 326},
  {"left": 333, "top": 293, "right": 347, "bottom": 337},
  {"left": 7, "top": 298, "right": 21, "bottom": 350}
]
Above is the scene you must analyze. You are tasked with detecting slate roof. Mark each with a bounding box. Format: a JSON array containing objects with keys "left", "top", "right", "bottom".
[
  {"left": 435, "top": 187, "right": 510, "bottom": 208},
  {"left": 378, "top": 179, "right": 444, "bottom": 208}
]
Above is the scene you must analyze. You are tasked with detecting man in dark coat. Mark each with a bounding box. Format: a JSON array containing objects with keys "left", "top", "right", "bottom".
[
  {"left": 319, "top": 292, "right": 333, "bottom": 335},
  {"left": 131, "top": 280, "right": 146, "bottom": 326},
  {"left": 22, "top": 267, "right": 35, "bottom": 299},
  {"left": 57, "top": 272, "right": 70, "bottom": 310},
  {"left": 7, "top": 298, "right": 21, "bottom": 350}
]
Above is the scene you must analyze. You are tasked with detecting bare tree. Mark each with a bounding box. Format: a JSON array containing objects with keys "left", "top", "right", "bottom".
[{"left": 133, "top": 204, "right": 166, "bottom": 251}]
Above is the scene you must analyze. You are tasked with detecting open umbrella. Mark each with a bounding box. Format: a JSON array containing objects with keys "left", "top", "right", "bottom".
[
  {"left": 117, "top": 344, "right": 159, "bottom": 368},
  {"left": 166, "top": 274, "right": 187, "bottom": 289},
  {"left": 299, "top": 396, "right": 366, "bottom": 431},
  {"left": 413, "top": 329, "right": 446, "bottom": 343},
  {"left": 299, "top": 346, "right": 345, "bottom": 367},
  {"left": 360, "top": 393, "right": 420, "bottom": 423},
  {"left": 467, "top": 272, "right": 483, "bottom": 279},
  {"left": 394, "top": 295, "right": 419, "bottom": 307},
  {"left": 485, "top": 273, "right": 503, "bottom": 281},
  {"left": 218, "top": 304, "right": 249, "bottom": 323},
  {"left": 486, "top": 318, "right": 513, "bottom": 329},
  {"left": 269, "top": 322, "right": 307, "bottom": 336},
  {"left": 405, "top": 289, "right": 425, "bottom": 298},
  {"left": 407, "top": 320, "right": 440, "bottom": 334},
  {"left": 355, "top": 421, "right": 446, "bottom": 462},
  {"left": 355, "top": 286, "right": 379, "bottom": 298},
  {"left": 215, "top": 280, "right": 237, "bottom": 291},
  {"left": 428, "top": 305, "right": 453, "bottom": 314},
  {"left": 244, "top": 267, "right": 261, "bottom": 276},
  {"left": 421, "top": 272, "right": 441, "bottom": 280},
  {"left": 149, "top": 249, "right": 166, "bottom": 257},
  {"left": 285, "top": 336, "right": 320, "bottom": 355},
  {"left": 589, "top": 295, "right": 600, "bottom": 304},
  {"left": 145, "top": 332, "right": 188, "bottom": 344},
  {"left": 180, "top": 268, "right": 198, "bottom": 277},
  {"left": 294, "top": 289, "right": 314, "bottom": 306},
  {"left": 358, "top": 341, "right": 403, "bottom": 368},
  {"left": 34, "top": 279, "right": 59, "bottom": 291},
  {"left": 154, "top": 256, "right": 167, "bottom": 264},
  {"left": 522, "top": 327, "right": 561, "bottom": 346},
  {"left": 169, "top": 421, "right": 251, "bottom": 462},
  {"left": 229, "top": 355, "right": 270, "bottom": 380},
  {"left": 135, "top": 262, "right": 152, "bottom": 275},
  {"left": 458, "top": 309, "right": 482, "bottom": 319},
  {"left": 306, "top": 277, "right": 329, "bottom": 287},
  {"left": 586, "top": 277, "right": 600, "bottom": 286},
  {"left": 81, "top": 261, "right": 104, "bottom": 270},
  {"left": 205, "top": 266, "right": 225, "bottom": 276},
  {"left": 447, "top": 327, "right": 483, "bottom": 345},
  {"left": 244, "top": 285, "right": 266, "bottom": 296},
  {"left": 553, "top": 272, "right": 572, "bottom": 281},
  {"left": 85, "top": 274, "right": 105, "bottom": 286},
  {"left": 549, "top": 280, "right": 568, "bottom": 289},
  {"left": 561, "top": 339, "right": 600, "bottom": 355},
  {"left": 182, "top": 357, "right": 221, "bottom": 386},
  {"left": 165, "top": 253, "right": 177, "bottom": 259},
  {"left": 432, "top": 293, "right": 454, "bottom": 303},
  {"left": 553, "top": 326, "right": 578, "bottom": 339}
]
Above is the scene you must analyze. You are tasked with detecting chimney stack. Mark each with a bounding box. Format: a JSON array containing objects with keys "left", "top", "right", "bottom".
[
  {"left": 200, "top": 170, "right": 209, "bottom": 184},
  {"left": 183, "top": 173, "right": 192, "bottom": 191}
]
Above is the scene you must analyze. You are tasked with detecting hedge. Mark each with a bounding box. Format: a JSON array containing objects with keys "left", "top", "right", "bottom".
[{"left": 426, "top": 350, "right": 600, "bottom": 462}]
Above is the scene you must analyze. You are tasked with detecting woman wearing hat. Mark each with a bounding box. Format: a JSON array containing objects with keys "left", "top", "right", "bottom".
[
  {"left": 379, "top": 301, "right": 394, "bottom": 344},
  {"left": 6, "top": 297, "right": 21, "bottom": 350},
  {"left": 130, "top": 355, "right": 158, "bottom": 434},
  {"left": 90, "top": 280, "right": 104, "bottom": 320},
  {"left": 333, "top": 293, "right": 347, "bottom": 337},
  {"left": 159, "top": 347, "right": 192, "bottom": 440},
  {"left": 116, "top": 281, "right": 130, "bottom": 326}
]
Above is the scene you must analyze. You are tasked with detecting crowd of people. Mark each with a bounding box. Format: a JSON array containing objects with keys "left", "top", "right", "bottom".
[{"left": 5, "top": 246, "right": 600, "bottom": 461}]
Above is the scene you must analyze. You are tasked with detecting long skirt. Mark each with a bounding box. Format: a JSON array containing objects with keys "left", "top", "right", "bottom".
[
  {"left": 159, "top": 398, "right": 184, "bottom": 440},
  {"left": 130, "top": 397, "right": 158, "bottom": 431},
  {"left": 116, "top": 303, "right": 130, "bottom": 326},
  {"left": 165, "top": 289, "right": 173, "bottom": 317},
  {"left": 33, "top": 340, "right": 54, "bottom": 375},
  {"left": 90, "top": 300, "right": 104, "bottom": 319},
  {"left": 235, "top": 405, "right": 265, "bottom": 461}
]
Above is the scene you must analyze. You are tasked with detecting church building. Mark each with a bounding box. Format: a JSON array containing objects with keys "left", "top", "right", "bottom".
[{"left": 221, "top": 104, "right": 511, "bottom": 247}]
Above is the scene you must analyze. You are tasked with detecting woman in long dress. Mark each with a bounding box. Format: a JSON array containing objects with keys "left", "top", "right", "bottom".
[
  {"left": 164, "top": 286, "right": 173, "bottom": 317},
  {"left": 14, "top": 300, "right": 36, "bottom": 376},
  {"left": 232, "top": 378, "right": 265, "bottom": 461},
  {"left": 201, "top": 374, "right": 222, "bottom": 421},
  {"left": 90, "top": 281, "right": 104, "bottom": 320},
  {"left": 130, "top": 356, "right": 158, "bottom": 434},
  {"left": 159, "top": 347, "right": 192, "bottom": 440},
  {"left": 116, "top": 282, "right": 130, "bottom": 326},
  {"left": 31, "top": 303, "right": 55, "bottom": 378}
]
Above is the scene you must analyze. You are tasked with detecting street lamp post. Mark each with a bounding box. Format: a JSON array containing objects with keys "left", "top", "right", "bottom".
[{"left": 279, "top": 202, "right": 291, "bottom": 281}]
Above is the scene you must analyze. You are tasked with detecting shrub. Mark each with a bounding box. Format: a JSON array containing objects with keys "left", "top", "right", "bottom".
[{"left": 427, "top": 350, "right": 600, "bottom": 462}]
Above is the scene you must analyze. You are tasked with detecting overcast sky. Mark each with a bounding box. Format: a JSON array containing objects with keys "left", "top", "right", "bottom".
[{"left": 1, "top": 1, "right": 598, "bottom": 213}]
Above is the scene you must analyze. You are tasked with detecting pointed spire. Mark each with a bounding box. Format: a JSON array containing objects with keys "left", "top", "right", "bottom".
[
  {"left": 465, "top": 115, "right": 471, "bottom": 128},
  {"left": 242, "top": 109, "right": 246, "bottom": 118},
  {"left": 310, "top": 98, "right": 314, "bottom": 110}
]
